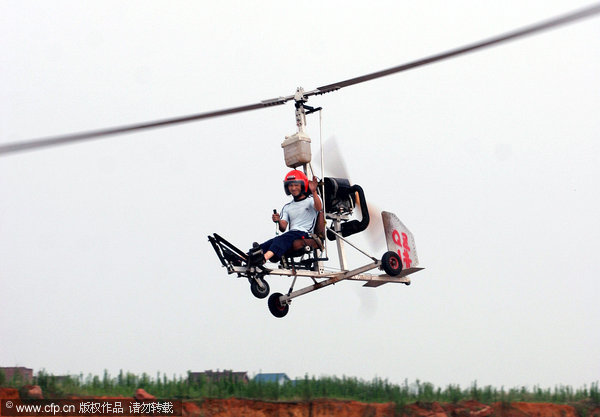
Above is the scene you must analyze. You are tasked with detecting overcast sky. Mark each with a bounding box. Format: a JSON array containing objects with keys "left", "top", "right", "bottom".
[{"left": 1, "top": 1, "right": 599, "bottom": 390}]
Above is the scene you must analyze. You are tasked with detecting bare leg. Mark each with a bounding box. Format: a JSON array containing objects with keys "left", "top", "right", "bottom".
[{"left": 264, "top": 250, "right": 274, "bottom": 261}]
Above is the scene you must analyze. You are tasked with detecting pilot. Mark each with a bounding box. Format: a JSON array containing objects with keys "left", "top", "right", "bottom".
[{"left": 248, "top": 169, "right": 323, "bottom": 266}]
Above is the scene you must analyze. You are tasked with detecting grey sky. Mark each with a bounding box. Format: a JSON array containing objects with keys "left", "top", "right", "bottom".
[{"left": 1, "top": 1, "right": 599, "bottom": 389}]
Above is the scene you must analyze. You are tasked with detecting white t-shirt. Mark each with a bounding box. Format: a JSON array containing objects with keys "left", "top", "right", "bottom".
[{"left": 281, "top": 195, "right": 319, "bottom": 233}]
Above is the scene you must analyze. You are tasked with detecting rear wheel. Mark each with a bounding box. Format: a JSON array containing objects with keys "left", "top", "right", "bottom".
[
  {"left": 268, "top": 292, "right": 289, "bottom": 318},
  {"left": 250, "top": 278, "right": 270, "bottom": 299},
  {"left": 381, "top": 251, "right": 403, "bottom": 276}
]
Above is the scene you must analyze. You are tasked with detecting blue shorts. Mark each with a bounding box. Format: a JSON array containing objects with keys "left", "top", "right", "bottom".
[{"left": 260, "top": 230, "right": 309, "bottom": 259}]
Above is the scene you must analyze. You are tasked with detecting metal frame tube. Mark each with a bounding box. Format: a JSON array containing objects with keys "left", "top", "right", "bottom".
[
  {"left": 279, "top": 261, "right": 380, "bottom": 303},
  {"left": 328, "top": 227, "right": 377, "bottom": 261}
]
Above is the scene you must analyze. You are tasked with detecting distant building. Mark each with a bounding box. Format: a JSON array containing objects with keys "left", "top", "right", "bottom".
[
  {"left": 0, "top": 367, "right": 33, "bottom": 383},
  {"left": 253, "top": 373, "right": 291, "bottom": 385},
  {"left": 189, "top": 370, "right": 248, "bottom": 384}
]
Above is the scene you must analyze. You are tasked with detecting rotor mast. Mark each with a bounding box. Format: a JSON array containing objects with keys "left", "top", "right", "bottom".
[
  {"left": 294, "top": 87, "right": 308, "bottom": 134},
  {"left": 281, "top": 87, "right": 321, "bottom": 175},
  {"left": 288, "top": 87, "right": 322, "bottom": 174}
]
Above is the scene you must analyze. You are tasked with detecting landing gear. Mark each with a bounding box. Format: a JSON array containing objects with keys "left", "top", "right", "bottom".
[
  {"left": 208, "top": 228, "right": 423, "bottom": 319},
  {"left": 250, "top": 277, "right": 270, "bottom": 299},
  {"left": 381, "top": 251, "right": 403, "bottom": 276},
  {"left": 268, "top": 292, "right": 289, "bottom": 318}
]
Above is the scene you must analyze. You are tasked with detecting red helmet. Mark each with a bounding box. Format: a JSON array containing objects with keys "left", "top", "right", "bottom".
[{"left": 283, "top": 169, "right": 309, "bottom": 195}]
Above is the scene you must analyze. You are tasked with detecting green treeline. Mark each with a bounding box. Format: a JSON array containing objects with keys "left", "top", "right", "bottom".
[{"left": 2, "top": 370, "right": 599, "bottom": 405}]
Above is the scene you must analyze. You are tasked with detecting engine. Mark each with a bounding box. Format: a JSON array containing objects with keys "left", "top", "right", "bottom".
[{"left": 323, "top": 177, "right": 370, "bottom": 240}]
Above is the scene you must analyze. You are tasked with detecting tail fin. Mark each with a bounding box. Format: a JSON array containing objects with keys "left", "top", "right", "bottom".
[{"left": 382, "top": 211, "right": 419, "bottom": 269}]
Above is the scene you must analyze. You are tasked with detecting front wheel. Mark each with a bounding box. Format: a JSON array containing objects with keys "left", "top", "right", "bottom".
[
  {"left": 268, "top": 292, "right": 289, "bottom": 318},
  {"left": 381, "top": 251, "right": 403, "bottom": 276},
  {"left": 250, "top": 278, "right": 270, "bottom": 299}
]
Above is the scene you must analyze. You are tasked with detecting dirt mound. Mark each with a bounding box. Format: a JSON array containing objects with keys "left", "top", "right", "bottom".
[
  {"left": 189, "top": 399, "right": 591, "bottom": 417},
  {"left": 196, "top": 398, "right": 396, "bottom": 417},
  {"left": 181, "top": 401, "right": 202, "bottom": 417},
  {"left": 1, "top": 388, "right": 593, "bottom": 417},
  {"left": 0, "top": 388, "right": 19, "bottom": 400},
  {"left": 405, "top": 401, "right": 448, "bottom": 417},
  {"left": 500, "top": 402, "right": 578, "bottom": 417},
  {"left": 134, "top": 389, "right": 156, "bottom": 401},
  {"left": 19, "top": 386, "right": 43, "bottom": 400}
]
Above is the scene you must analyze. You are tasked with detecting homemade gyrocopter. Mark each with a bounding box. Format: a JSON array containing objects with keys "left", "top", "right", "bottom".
[
  {"left": 208, "top": 88, "right": 424, "bottom": 317},
  {"left": 1, "top": 5, "right": 598, "bottom": 317}
]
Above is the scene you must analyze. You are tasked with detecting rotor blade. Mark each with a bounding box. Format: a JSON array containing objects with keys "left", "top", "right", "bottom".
[
  {"left": 3, "top": 4, "right": 599, "bottom": 156},
  {"left": 321, "top": 137, "right": 385, "bottom": 250},
  {"left": 308, "top": 3, "right": 600, "bottom": 95},
  {"left": 0, "top": 96, "right": 293, "bottom": 156}
]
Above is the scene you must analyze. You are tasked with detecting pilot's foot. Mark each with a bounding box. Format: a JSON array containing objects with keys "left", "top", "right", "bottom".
[{"left": 247, "top": 245, "right": 265, "bottom": 267}]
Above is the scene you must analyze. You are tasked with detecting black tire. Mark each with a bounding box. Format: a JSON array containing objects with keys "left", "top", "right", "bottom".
[
  {"left": 250, "top": 278, "right": 270, "bottom": 299},
  {"left": 268, "top": 292, "right": 289, "bottom": 318},
  {"left": 381, "top": 251, "right": 403, "bottom": 276}
]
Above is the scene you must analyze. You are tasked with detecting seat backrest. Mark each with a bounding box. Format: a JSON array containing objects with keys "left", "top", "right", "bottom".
[{"left": 313, "top": 210, "right": 325, "bottom": 239}]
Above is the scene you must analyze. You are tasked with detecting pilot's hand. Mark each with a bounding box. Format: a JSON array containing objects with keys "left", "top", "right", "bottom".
[
  {"left": 272, "top": 212, "right": 281, "bottom": 223},
  {"left": 309, "top": 176, "right": 319, "bottom": 193}
]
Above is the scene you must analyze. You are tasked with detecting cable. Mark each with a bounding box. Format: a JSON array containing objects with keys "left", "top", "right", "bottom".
[{"left": 2, "top": 3, "right": 599, "bottom": 156}]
